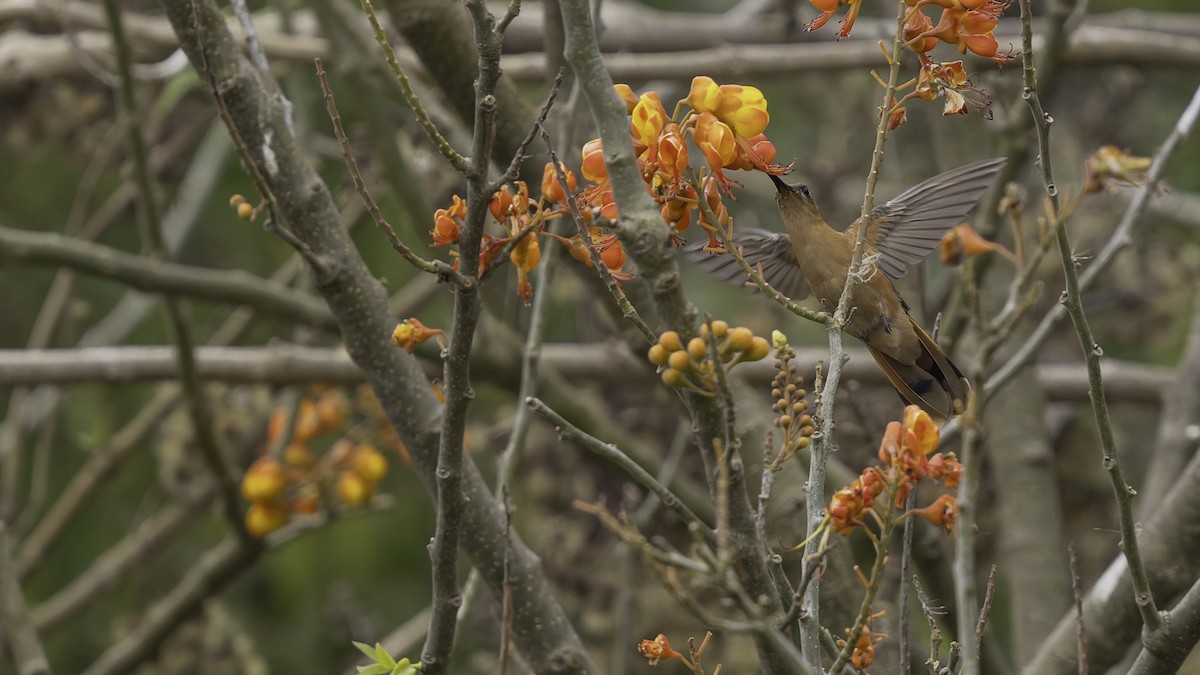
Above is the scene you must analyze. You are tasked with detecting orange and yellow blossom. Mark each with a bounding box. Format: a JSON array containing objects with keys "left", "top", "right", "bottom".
[
  {"left": 630, "top": 92, "right": 668, "bottom": 150},
  {"left": 509, "top": 234, "right": 541, "bottom": 306},
  {"left": 693, "top": 112, "right": 738, "bottom": 172},
  {"left": 713, "top": 83, "right": 770, "bottom": 138},
  {"left": 807, "top": 0, "right": 864, "bottom": 38},
  {"left": 541, "top": 161, "right": 577, "bottom": 204},
  {"left": 580, "top": 138, "right": 608, "bottom": 183},
  {"left": 908, "top": 493, "right": 958, "bottom": 532},
  {"left": 636, "top": 634, "right": 687, "bottom": 667},
  {"left": 430, "top": 194, "right": 465, "bottom": 247},
  {"left": 613, "top": 83, "right": 638, "bottom": 114}
]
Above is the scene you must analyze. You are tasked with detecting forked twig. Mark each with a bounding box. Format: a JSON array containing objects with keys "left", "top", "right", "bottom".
[{"left": 315, "top": 58, "right": 465, "bottom": 285}]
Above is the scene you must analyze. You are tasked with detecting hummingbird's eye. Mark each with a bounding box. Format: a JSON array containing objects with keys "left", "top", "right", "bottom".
[{"left": 800, "top": 185, "right": 812, "bottom": 200}]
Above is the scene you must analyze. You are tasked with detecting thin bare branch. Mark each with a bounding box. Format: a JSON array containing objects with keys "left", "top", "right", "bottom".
[
  {"left": 358, "top": 0, "right": 471, "bottom": 174},
  {"left": 526, "top": 397, "right": 714, "bottom": 542},
  {"left": 80, "top": 537, "right": 259, "bottom": 675},
  {"left": 102, "top": 0, "right": 248, "bottom": 541},
  {"left": 492, "top": 69, "right": 562, "bottom": 192},
  {"left": 314, "top": 57, "right": 464, "bottom": 284},
  {"left": 1069, "top": 544, "right": 1088, "bottom": 675},
  {"left": 0, "top": 522, "right": 51, "bottom": 675},
  {"left": 804, "top": 2, "right": 908, "bottom": 664},
  {"left": 1019, "top": 0, "right": 1161, "bottom": 635},
  {"left": 540, "top": 132, "right": 657, "bottom": 342}
]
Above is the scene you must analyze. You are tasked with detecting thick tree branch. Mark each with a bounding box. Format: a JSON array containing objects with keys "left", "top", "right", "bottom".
[
  {"left": 0, "top": 345, "right": 1172, "bottom": 403},
  {"left": 1129, "top": 575, "right": 1200, "bottom": 674},
  {"left": 157, "top": 0, "right": 594, "bottom": 671},
  {"left": 9, "top": 3, "right": 1200, "bottom": 87},
  {"left": 557, "top": 0, "right": 794, "bottom": 671},
  {"left": 1023, "top": 448, "right": 1200, "bottom": 674},
  {"left": 0, "top": 225, "right": 337, "bottom": 330}
]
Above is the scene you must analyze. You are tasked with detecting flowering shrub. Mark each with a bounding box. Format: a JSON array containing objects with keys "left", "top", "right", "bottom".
[{"left": 427, "top": 77, "right": 789, "bottom": 302}]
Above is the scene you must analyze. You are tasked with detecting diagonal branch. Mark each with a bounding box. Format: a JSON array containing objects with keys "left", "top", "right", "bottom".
[
  {"left": 0, "top": 523, "right": 51, "bottom": 675},
  {"left": 359, "top": 0, "right": 471, "bottom": 174},
  {"left": 986, "top": 80, "right": 1200, "bottom": 395},
  {"left": 526, "top": 397, "right": 715, "bottom": 542},
  {"left": 315, "top": 57, "right": 464, "bottom": 284},
  {"left": 157, "top": 0, "right": 596, "bottom": 671}
]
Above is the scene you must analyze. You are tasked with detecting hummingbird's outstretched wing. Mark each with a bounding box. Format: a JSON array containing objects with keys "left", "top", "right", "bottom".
[
  {"left": 866, "top": 157, "right": 1007, "bottom": 278},
  {"left": 685, "top": 228, "right": 811, "bottom": 300}
]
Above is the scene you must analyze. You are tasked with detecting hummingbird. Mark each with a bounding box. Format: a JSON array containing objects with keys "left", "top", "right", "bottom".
[{"left": 688, "top": 157, "right": 1007, "bottom": 418}]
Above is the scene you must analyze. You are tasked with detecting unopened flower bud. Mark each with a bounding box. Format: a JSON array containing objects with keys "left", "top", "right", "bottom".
[
  {"left": 727, "top": 327, "right": 754, "bottom": 352},
  {"left": 667, "top": 350, "right": 692, "bottom": 372},
  {"left": 658, "top": 331, "right": 683, "bottom": 352},
  {"left": 648, "top": 344, "right": 669, "bottom": 366}
]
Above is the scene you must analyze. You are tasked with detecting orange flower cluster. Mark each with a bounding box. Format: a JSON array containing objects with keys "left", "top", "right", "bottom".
[
  {"left": 826, "top": 405, "right": 963, "bottom": 536},
  {"left": 426, "top": 76, "right": 784, "bottom": 299},
  {"left": 904, "top": 0, "right": 1012, "bottom": 62},
  {"left": 807, "top": 0, "right": 1012, "bottom": 128},
  {"left": 240, "top": 389, "right": 393, "bottom": 537},
  {"left": 582, "top": 77, "right": 787, "bottom": 253},
  {"left": 429, "top": 162, "right": 631, "bottom": 305},
  {"left": 838, "top": 618, "right": 887, "bottom": 671},
  {"left": 542, "top": 226, "right": 631, "bottom": 281}
]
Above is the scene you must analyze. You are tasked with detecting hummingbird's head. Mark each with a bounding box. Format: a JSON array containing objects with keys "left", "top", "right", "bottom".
[{"left": 769, "top": 174, "right": 821, "bottom": 219}]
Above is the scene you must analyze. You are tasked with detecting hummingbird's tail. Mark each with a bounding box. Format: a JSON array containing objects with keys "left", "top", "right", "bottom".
[{"left": 866, "top": 322, "right": 969, "bottom": 419}]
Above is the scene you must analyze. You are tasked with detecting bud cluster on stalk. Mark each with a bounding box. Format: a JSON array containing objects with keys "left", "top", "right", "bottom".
[
  {"left": 647, "top": 321, "right": 770, "bottom": 395},
  {"left": 768, "top": 334, "right": 815, "bottom": 463}
]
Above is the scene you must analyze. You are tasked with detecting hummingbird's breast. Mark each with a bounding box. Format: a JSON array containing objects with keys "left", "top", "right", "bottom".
[
  {"left": 785, "top": 212, "right": 922, "bottom": 364},
  {"left": 801, "top": 247, "right": 922, "bottom": 364}
]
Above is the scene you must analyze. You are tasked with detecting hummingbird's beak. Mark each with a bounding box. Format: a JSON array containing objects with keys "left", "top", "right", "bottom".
[{"left": 769, "top": 174, "right": 790, "bottom": 192}]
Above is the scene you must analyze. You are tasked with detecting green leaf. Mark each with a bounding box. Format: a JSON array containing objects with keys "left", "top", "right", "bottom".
[
  {"left": 353, "top": 641, "right": 377, "bottom": 660},
  {"left": 374, "top": 643, "right": 397, "bottom": 669},
  {"left": 393, "top": 658, "right": 420, "bottom": 675}
]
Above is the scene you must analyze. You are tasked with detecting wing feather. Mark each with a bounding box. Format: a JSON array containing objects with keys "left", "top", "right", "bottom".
[
  {"left": 685, "top": 229, "right": 811, "bottom": 301},
  {"left": 868, "top": 157, "right": 1007, "bottom": 278}
]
